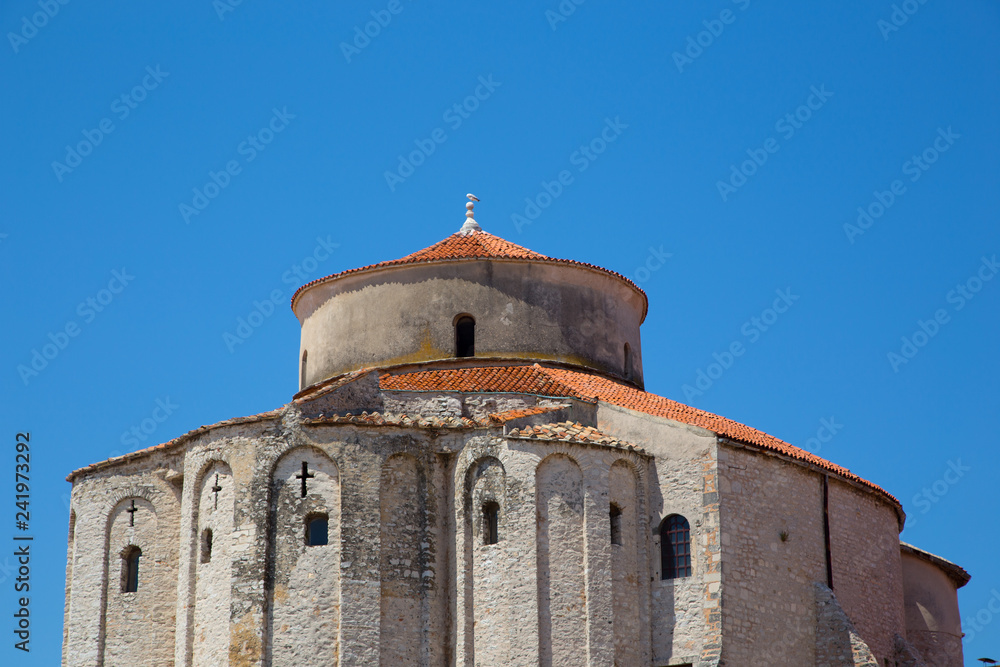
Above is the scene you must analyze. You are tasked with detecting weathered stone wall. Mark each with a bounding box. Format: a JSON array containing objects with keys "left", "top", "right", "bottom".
[
  {"left": 610, "top": 460, "right": 643, "bottom": 665},
  {"left": 717, "top": 444, "right": 827, "bottom": 665},
  {"left": 716, "top": 443, "right": 907, "bottom": 666},
  {"left": 193, "top": 461, "right": 234, "bottom": 667},
  {"left": 595, "top": 404, "right": 715, "bottom": 666},
  {"left": 815, "top": 583, "right": 880, "bottom": 666},
  {"left": 382, "top": 388, "right": 593, "bottom": 425},
  {"left": 63, "top": 454, "right": 182, "bottom": 667},
  {"left": 268, "top": 447, "right": 341, "bottom": 665},
  {"left": 828, "top": 477, "right": 906, "bottom": 663},
  {"left": 536, "top": 453, "right": 588, "bottom": 667},
  {"left": 294, "top": 259, "right": 646, "bottom": 387},
  {"left": 900, "top": 552, "right": 965, "bottom": 666},
  {"left": 64, "top": 386, "right": 919, "bottom": 667},
  {"left": 464, "top": 454, "right": 509, "bottom": 665},
  {"left": 379, "top": 453, "right": 428, "bottom": 664},
  {"left": 62, "top": 511, "right": 76, "bottom": 666}
]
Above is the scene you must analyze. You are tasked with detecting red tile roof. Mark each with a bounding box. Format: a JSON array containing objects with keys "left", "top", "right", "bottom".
[
  {"left": 379, "top": 364, "right": 901, "bottom": 509},
  {"left": 290, "top": 230, "right": 647, "bottom": 319},
  {"left": 509, "top": 421, "right": 642, "bottom": 452}
]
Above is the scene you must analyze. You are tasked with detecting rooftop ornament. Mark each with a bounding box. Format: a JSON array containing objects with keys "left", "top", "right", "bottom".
[{"left": 460, "top": 193, "right": 482, "bottom": 234}]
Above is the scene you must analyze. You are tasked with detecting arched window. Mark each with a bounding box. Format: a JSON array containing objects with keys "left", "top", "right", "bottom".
[
  {"left": 306, "top": 514, "right": 328, "bottom": 546},
  {"left": 482, "top": 501, "right": 499, "bottom": 545},
  {"left": 609, "top": 504, "right": 623, "bottom": 546},
  {"left": 122, "top": 546, "right": 141, "bottom": 592},
  {"left": 201, "top": 529, "right": 213, "bottom": 563},
  {"left": 660, "top": 515, "right": 691, "bottom": 579},
  {"left": 623, "top": 343, "right": 632, "bottom": 379},
  {"left": 300, "top": 350, "right": 308, "bottom": 389},
  {"left": 455, "top": 315, "right": 475, "bottom": 358}
]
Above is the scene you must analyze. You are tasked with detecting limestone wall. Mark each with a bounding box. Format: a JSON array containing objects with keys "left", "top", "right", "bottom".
[
  {"left": 63, "top": 451, "right": 182, "bottom": 667},
  {"left": 716, "top": 443, "right": 907, "bottom": 665},
  {"left": 827, "top": 478, "right": 906, "bottom": 663},
  {"left": 267, "top": 447, "right": 341, "bottom": 665},
  {"left": 294, "top": 259, "right": 646, "bottom": 387},
  {"left": 900, "top": 551, "right": 965, "bottom": 667},
  {"left": 453, "top": 431, "right": 652, "bottom": 667},
  {"left": 595, "top": 403, "right": 716, "bottom": 666},
  {"left": 64, "top": 394, "right": 913, "bottom": 667},
  {"left": 717, "top": 444, "right": 827, "bottom": 665},
  {"left": 192, "top": 461, "right": 234, "bottom": 667}
]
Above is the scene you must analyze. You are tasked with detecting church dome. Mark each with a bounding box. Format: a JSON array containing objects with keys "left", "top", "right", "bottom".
[{"left": 291, "top": 201, "right": 648, "bottom": 389}]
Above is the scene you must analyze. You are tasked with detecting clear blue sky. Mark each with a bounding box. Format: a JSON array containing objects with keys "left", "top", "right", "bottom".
[{"left": 2, "top": 1, "right": 997, "bottom": 663}]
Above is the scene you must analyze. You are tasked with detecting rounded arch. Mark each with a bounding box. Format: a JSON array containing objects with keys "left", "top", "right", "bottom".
[
  {"left": 266, "top": 443, "right": 343, "bottom": 665},
  {"left": 464, "top": 456, "right": 506, "bottom": 546},
  {"left": 464, "top": 455, "right": 506, "bottom": 494},
  {"left": 535, "top": 451, "right": 584, "bottom": 476},
  {"left": 190, "top": 457, "right": 233, "bottom": 499},
  {"left": 268, "top": 444, "right": 341, "bottom": 486}
]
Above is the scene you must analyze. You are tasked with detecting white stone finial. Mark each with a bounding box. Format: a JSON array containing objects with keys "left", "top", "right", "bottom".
[{"left": 460, "top": 193, "right": 482, "bottom": 233}]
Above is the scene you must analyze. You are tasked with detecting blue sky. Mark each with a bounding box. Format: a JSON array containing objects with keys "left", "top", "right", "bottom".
[{"left": 2, "top": 0, "right": 998, "bottom": 663}]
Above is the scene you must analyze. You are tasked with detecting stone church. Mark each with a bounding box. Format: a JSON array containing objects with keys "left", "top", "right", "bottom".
[{"left": 63, "top": 199, "right": 969, "bottom": 666}]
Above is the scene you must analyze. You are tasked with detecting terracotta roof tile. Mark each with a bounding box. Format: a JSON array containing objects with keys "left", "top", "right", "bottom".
[
  {"left": 380, "top": 364, "right": 580, "bottom": 397},
  {"left": 509, "top": 421, "right": 643, "bottom": 452},
  {"left": 379, "top": 364, "right": 900, "bottom": 508},
  {"left": 291, "top": 230, "right": 647, "bottom": 319}
]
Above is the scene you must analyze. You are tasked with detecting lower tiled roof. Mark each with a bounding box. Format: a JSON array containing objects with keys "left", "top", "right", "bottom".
[
  {"left": 380, "top": 364, "right": 901, "bottom": 508},
  {"left": 509, "top": 421, "right": 643, "bottom": 452}
]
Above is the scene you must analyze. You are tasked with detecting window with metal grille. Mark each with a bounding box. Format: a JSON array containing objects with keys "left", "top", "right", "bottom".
[{"left": 660, "top": 514, "right": 691, "bottom": 579}]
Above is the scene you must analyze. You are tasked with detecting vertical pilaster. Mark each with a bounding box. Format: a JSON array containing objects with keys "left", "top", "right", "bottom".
[{"left": 583, "top": 459, "right": 614, "bottom": 667}]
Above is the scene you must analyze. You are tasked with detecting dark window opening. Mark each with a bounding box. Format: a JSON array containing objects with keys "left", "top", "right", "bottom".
[
  {"left": 482, "top": 501, "right": 499, "bottom": 545},
  {"left": 300, "top": 350, "right": 308, "bottom": 389},
  {"left": 201, "top": 529, "right": 213, "bottom": 563},
  {"left": 610, "top": 504, "right": 623, "bottom": 546},
  {"left": 624, "top": 343, "right": 632, "bottom": 379},
  {"left": 660, "top": 514, "right": 692, "bottom": 579},
  {"left": 306, "top": 514, "right": 329, "bottom": 546},
  {"left": 122, "top": 546, "right": 141, "bottom": 593},
  {"left": 455, "top": 316, "right": 475, "bottom": 358}
]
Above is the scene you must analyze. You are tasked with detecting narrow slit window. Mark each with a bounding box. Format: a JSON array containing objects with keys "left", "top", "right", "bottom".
[
  {"left": 610, "top": 504, "right": 623, "bottom": 546},
  {"left": 660, "top": 514, "right": 692, "bottom": 579},
  {"left": 122, "top": 546, "right": 141, "bottom": 593},
  {"left": 306, "top": 514, "right": 329, "bottom": 546},
  {"left": 623, "top": 343, "right": 632, "bottom": 379},
  {"left": 482, "top": 501, "right": 499, "bottom": 545},
  {"left": 455, "top": 315, "right": 475, "bottom": 358},
  {"left": 201, "top": 529, "right": 213, "bottom": 563}
]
